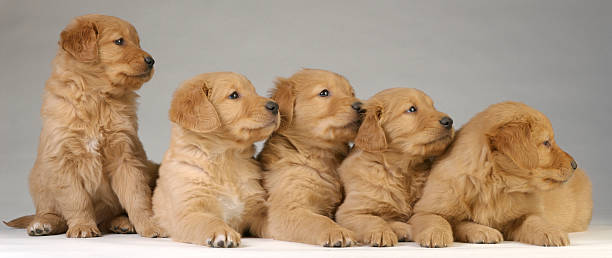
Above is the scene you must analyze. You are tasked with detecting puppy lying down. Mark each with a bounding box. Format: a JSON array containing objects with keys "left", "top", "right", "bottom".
[
  {"left": 409, "top": 102, "right": 592, "bottom": 247},
  {"left": 336, "top": 88, "right": 454, "bottom": 247},
  {"left": 259, "top": 69, "right": 363, "bottom": 247},
  {"left": 152, "top": 72, "right": 280, "bottom": 247}
]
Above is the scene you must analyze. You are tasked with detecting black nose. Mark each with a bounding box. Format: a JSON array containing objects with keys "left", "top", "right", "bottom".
[
  {"left": 265, "top": 101, "right": 279, "bottom": 115},
  {"left": 351, "top": 102, "right": 363, "bottom": 112},
  {"left": 571, "top": 160, "right": 577, "bottom": 170},
  {"left": 144, "top": 56, "right": 155, "bottom": 68},
  {"left": 439, "top": 116, "right": 453, "bottom": 129}
]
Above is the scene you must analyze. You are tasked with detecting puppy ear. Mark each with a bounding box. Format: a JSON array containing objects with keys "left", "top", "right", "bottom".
[
  {"left": 271, "top": 77, "right": 295, "bottom": 129},
  {"left": 60, "top": 19, "right": 99, "bottom": 62},
  {"left": 354, "top": 105, "right": 387, "bottom": 152},
  {"left": 489, "top": 121, "right": 539, "bottom": 169},
  {"left": 169, "top": 80, "right": 221, "bottom": 133}
]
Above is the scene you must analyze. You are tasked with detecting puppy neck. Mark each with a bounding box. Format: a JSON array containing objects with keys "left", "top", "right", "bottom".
[
  {"left": 50, "top": 52, "right": 141, "bottom": 97},
  {"left": 171, "top": 125, "right": 256, "bottom": 159},
  {"left": 273, "top": 131, "right": 350, "bottom": 161},
  {"left": 365, "top": 149, "right": 431, "bottom": 172}
]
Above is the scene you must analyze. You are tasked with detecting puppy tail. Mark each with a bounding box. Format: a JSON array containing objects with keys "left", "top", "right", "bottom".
[{"left": 3, "top": 215, "right": 34, "bottom": 228}]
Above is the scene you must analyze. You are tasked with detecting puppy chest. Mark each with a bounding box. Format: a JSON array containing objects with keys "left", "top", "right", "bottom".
[{"left": 216, "top": 193, "right": 246, "bottom": 225}]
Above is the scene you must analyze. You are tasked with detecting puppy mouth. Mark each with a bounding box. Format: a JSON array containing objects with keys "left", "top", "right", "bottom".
[
  {"left": 125, "top": 70, "right": 152, "bottom": 78},
  {"left": 245, "top": 119, "right": 278, "bottom": 131},
  {"left": 424, "top": 134, "right": 453, "bottom": 146}
]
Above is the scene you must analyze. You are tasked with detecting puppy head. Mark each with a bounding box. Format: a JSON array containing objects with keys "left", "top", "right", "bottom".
[
  {"left": 270, "top": 69, "right": 362, "bottom": 142},
  {"left": 485, "top": 102, "right": 577, "bottom": 191},
  {"left": 355, "top": 88, "right": 454, "bottom": 156},
  {"left": 169, "top": 72, "right": 280, "bottom": 145},
  {"left": 59, "top": 14, "right": 154, "bottom": 89}
]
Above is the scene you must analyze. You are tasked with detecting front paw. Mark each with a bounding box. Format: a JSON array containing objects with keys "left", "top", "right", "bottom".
[
  {"left": 133, "top": 217, "right": 167, "bottom": 238},
  {"left": 455, "top": 223, "right": 503, "bottom": 244},
  {"left": 415, "top": 226, "right": 453, "bottom": 248},
  {"left": 204, "top": 226, "right": 241, "bottom": 248},
  {"left": 518, "top": 228, "right": 569, "bottom": 247},
  {"left": 66, "top": 224, "right": 101, "bottom": 238},
  {"left": 364, "top": 230, "right": 398, "bottom": 247},
  {"left": 318, "top": 226, "right": 357, "bottom": 247}
]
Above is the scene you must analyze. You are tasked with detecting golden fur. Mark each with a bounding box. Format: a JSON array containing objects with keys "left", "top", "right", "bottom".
[
  {"left": 258, "top": 69, "right": 363, "bottom": 247},
  {"left": 5, "top": 14, "right": 163, "bottom": 238},
  {"left": 152, "top": 72, "right": 280, "bottom": 248},
  {"left": 336, "top": 88, "right": 455, "bottom": 247},
  {"left": 409, "top": 101, "right": 593, "bottom": 247}
]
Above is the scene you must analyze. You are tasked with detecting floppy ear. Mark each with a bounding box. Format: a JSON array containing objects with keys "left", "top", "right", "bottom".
[
  {"left": 488, "top": 121, "right": 539, "bottom": 169},
  {"left": 354, "top": 105, "right": 387, "bottom": 152},
  {"left": 60, "top": 19, "right": 99, "bottom": 62},
  {"left": 169, "top": 80, "right": 221, "bottom": 133},
  {"left": 270, "top": 77, "right": 295, "bottom": 129}
]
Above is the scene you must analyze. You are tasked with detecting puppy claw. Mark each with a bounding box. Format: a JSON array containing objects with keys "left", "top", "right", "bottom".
[
  {"left": 415, "top": 226, "right": 453, "bottom": 248},
  {"left": 66, "top": 224, "right": 101, "bottom": 238},
  {"left": 366, "top": 230, "right": 398, "bottom": 247}
]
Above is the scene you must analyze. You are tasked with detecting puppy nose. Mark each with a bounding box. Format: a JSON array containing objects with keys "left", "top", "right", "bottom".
[
  {"left": 571, "top": 160, "right": 577, "bottom": 170},
  {"left": 144, "top": 56, "right": 155, "bottom": 68},
  {"left": 439, "top": 116, "right": 453, "bottom": 129},
  {"left": 351, "top": 102, "right": 363, "bottom": 112},
  {"left": 265, "top": 101, "right": 279, "bottom": 115}
]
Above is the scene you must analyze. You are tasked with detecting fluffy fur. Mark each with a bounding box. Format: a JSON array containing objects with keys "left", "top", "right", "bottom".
[
  {"left": 335, "top": 88, "right": 455, "bottom": 247},
  {"left": 152, "top": 72, "right": 280, "bottom": 248},
  {"left": 258, "top": 69, "right": 363, "bottom": 247},
  {"left": 409, "top": 101, "right": 593, "bottom": 247},
  {"left": 5, "top": 14, "right": 163, "bottom": 238}
]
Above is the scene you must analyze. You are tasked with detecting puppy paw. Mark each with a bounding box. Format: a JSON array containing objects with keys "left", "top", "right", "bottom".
[
  {"left": 133, "top": 217, "right": 167, "bottom": 238},
  {"left": 364, "top": 230, "right": 398, "bottom": 247},
  {"left": 389, "top": 221, "right": 412, "bottom": 242},
  {"left": 27, "top": 222, "right": 52, "bottom": 236},
  {"left": 66, "top": 224, "right": 101, "bottom": 238},
  {"left": 318, "top": 227, "right": 357, "bottom": 247},
  {"left": 518, "top": 228, "right": 569, "bottom": 247},
  {"left": 108, "top": 215, "right": 135, "bottom": 234},
  {"left": 204, "top": 226, "right": 241, "bottom": 248},
  {"left": 455, "top": 223, "right": 503, "bottom": 244},
  {"left": 415, "top": 226, "right": 452, "bottom": 248}
]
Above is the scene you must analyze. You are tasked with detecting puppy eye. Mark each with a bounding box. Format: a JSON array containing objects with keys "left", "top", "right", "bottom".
[
  {"left": 319, "top": 89, "right": 329, "bottom": 97},
  {"left": 114, "top": 38, "right": 124, "bottom": 46},
  {"left": 543, "top": 140, "right": 551, "bottom": 148},
  {"left": 406, "top": 106, "right": 417, "bottom": 113},
  {"left": 228, "top": 91, "right": 240, "bottom": 99}
]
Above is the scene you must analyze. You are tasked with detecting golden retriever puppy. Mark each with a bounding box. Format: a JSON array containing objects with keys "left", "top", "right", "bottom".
[
  {"left": 409, "top": 101, "right": 592, "bottom": 247},
  {"left": 335, "top": 88, "right": 455, "bottom": 247},
  {"left": 152, "top": 72, "right": 279, "bottom": 248},
  {"left": 258, "top": 69, "right": 363, "bottom": 247},
  {"left": 5, "top": 14, "right": 163, "bottom": 238}
]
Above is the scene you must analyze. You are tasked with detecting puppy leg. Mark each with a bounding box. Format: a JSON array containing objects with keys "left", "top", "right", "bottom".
[
  {"left": 56, "top": 182, "right": 101, "bottom": 238},
  {"left": 388, "top": 221, "right": 412, "bottom": 242},
  {"left": 453, "top": 221, "right": 503, "bottom": 244},
  {"left": 269, "top": 207, "right": 356, "bottom": 247},
  {"left": 409, "top": 213, "right": 453, "bottom": 248},
  {"left": 107, "top": 142, "right": 165, "bottom": 238},
  {"left": 506, "top": 215, "right": 569, "bottom": 246},
  {"left": 172, "top": 213, "right": 241, "bottom": 248}
]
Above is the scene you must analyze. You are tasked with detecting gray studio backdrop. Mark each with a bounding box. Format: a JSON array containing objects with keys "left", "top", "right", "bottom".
[{"left": 1, "top": 0, "right": 610, "bottom": 224}]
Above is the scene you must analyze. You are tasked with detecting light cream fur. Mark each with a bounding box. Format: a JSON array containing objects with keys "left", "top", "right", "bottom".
[{"left": 153, "top": 72, "right": 280, "bottom": 248}]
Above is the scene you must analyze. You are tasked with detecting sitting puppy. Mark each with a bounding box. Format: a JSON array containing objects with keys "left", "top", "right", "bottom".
[
  {"left": 259, "top": 69, "right": 363, "bottom": 247},
  {"left": 5, "top": 14, "right": 163, "bottom": 237},
  {"left": 336, "top": 88, "right": 455, "bottom": 247},
  {"left": 409, "top": 101, "right": 592, "bottom": 247},
  {"left": 152, "top": 72, "right": 279, "bottom": 248}
]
